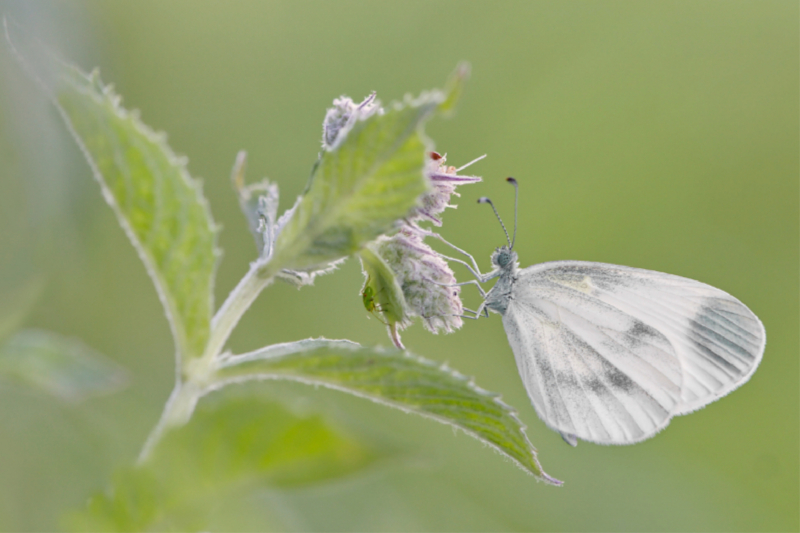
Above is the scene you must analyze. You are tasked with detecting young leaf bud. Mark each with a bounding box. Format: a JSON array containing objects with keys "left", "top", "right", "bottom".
[{"left": 322, "top": 92, "right": 381, "bottom": 151}]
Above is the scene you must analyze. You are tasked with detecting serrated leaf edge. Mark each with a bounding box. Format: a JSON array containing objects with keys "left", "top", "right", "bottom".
[
  {"left": 4, "top": 19, "right": 221, "bottom": 362},
  {"left": 211, "top": 342, "right": 562, "bottom": 485},
  {"left": 70, "top": 72, "right": 220, "bottom": 361},
  {"left": 35, "top": 57, "right": 221, "bottom": 363}
]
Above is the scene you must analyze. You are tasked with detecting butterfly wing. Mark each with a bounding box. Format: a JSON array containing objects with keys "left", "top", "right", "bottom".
[{"left": 502, "top": 261, "right": 765, "bottom": 445}]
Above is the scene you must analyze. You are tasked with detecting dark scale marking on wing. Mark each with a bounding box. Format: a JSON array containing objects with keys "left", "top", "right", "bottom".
[
  {"left": 536, "top": 318, "right": 579, "bottom": 433},
  {"left": 572, "top": 321, "right": 671, "bottom": 420},
  {"left": 697, "top": 303, "right": 761, "bottom": 356},
  {"left": 690, "top": 314, "right": 754, "bottom": 368},
  {"left": 569, "top": 277, "right": 741, "bottom": 380},
  {"left": 556, "top": 327, "right": 622, "bottom": 441},
  {"left": 572, "top": 329, "right": 672, "bottom": 441},
  {"left": 625, "top": 321, "right": 663, "bottom": 349},
  {"left": 705, "top": 307, "right": 761, "bottom": 349},
  {"left": 556, "top": 370, "right": 581, "bottom": 389},
  {"left": 560, "top": 327, "right": 653, "bottom": 441},
  {"left": 514, "top": 293, "right": 680, "bottom": 397},
  {"left": 526, "top": 299, "right": 670, "bottom": 442},
  {"left": 686, "top": 302, "right": 762, "bottom": 373},
  {"left": 673, "top": 295, "right": 764, "bottom": 414},
  {"left": 501, "top": 260, "right": 764, "bottom": 443},
  {"left": 686, "top": 325, "right": 742, "bottom": 375},
  {"left": 605, "top": 364, "right": 637, "bottom": 393},
  {"left": 596, "top": 294, "right": 731, "bottom": 393},
  {"left": 591, "top": 280, "right": 747, "bottom": 401},
  {"left": 584, "top": 377, "right": 605, "bottom": 395},
  {"left": 552, "top": 263, "right": 765, "bottom": 413}
]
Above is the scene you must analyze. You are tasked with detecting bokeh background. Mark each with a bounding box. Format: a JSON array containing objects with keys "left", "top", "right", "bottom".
[{"left": 0, "top": 1, "right": 797, "bottom": 531}]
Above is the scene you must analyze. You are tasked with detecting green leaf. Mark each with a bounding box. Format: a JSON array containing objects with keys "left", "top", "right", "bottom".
[
  {"left": 5, "top": 23, "right": 219, "bottom": 360},
  {"left": 0, "top": 275, "right": 44, "bottom": 343},
  {"left": 270, "top": 95, "right": 437, "bottom": 272},
  {"left": 0, "top": 329, "right": 127, "bottom": 401},
  {"left": 359, "top": 244, "right": 409, "bottom": 328},
  {"left": 213, "top": 340, "right": 562, "bottom": 485},
  {"left": 438, "top": 62, "right": 471, "bottom": 116},
  {"left": 67, "top": 392, "right": 380, "bottom": 531},
  {"left": 57, "top": 69, "right": 218, "bottom": 360},
  {"left": 230, "top": 150, "right": 279, "bottom": 257}
]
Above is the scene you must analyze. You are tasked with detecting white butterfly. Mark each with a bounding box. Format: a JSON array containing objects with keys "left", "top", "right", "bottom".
[{"left": 442, "top": 178, "right": 765, "bottom": 446}]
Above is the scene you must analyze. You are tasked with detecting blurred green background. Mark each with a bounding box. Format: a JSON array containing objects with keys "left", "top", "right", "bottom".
[{"left": 0, "top": 1, "right": 797, "bottom": 531}]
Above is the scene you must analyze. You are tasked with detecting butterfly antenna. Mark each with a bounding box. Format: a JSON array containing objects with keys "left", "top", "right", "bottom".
[
  {"left": 478, "top": 196, "right": 511, "bottom": 247},
  {"left": 506, "top": 177, "right": 518, "bottom": 249}
]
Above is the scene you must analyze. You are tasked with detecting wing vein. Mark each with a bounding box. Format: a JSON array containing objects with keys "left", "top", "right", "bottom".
[
  {"left": 541, "top": 309, "right": 578, "bottom": 436},
  {"left": 565, "top": 327, "right": 642, "bottom": 441}
]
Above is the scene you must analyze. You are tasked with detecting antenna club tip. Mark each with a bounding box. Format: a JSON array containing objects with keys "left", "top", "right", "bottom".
[{"left": 506, "top": 177, "right": 518, "bottom": 185}]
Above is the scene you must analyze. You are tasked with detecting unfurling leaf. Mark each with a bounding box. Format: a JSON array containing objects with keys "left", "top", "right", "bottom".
[
  {"left": 230, "top": 152, "right": 340, "bottom": 288},
  {"left": 213, "top": 340, "right": 561, "bottom": 485},
  {"left": 230, "top": 150, "right": 279, "bottom": 258}
]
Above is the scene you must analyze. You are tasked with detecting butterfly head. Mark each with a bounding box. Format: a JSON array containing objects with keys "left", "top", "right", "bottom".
[{"left": 491, "top": 246, "right": 517, "bottom": 270}]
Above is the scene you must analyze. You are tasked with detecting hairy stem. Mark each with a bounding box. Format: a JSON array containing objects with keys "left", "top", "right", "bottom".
[
  {"left": 138, "top": 258, "right": 281, "bottom": 463},
  {"left": 203, "top": 259, "right": 280, "bottom": 368},
  {"left": 137, "top": 381, "right": 198, "bottom": 464}
]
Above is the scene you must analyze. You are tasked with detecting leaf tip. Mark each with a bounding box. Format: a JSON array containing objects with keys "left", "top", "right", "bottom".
[
  {"left": 439, "top": 62, "right": 471, "bottom": 116},
  {"left": 231, "top": 150, "right": 248, "bottom": 190}
]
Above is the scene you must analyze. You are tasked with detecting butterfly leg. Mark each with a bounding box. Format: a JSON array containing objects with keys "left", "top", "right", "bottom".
[
  {"left": 424, "top": 277, "right": 488, "bottom": 299},
  {"left": 461, "top": 306, "right": 488, "bottom": 319},
  {"left": 423, "top": 311, "right": 483, "bottom": 321},
  {"left": 435, "top": 252, "right": 500, "bottom": 284},
  {"left": 423, "top": 278, "right": 491, "bottom": 320},
  {"left": 457, "top": 279, "right": 488, "bottom": 298},
  {"left": 429, "top": 233, "right": 484, "bottom": 274},
  {"left": 412, "top": 230, "right": 496, "bottom": 282}
]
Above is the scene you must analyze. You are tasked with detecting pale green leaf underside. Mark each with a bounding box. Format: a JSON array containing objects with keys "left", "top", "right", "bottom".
[
  {"left": 0, "top": 329, "right": 127, "bottom": 401},
  {"left": 273, "top": 98, "right": 436, "bottom": 272},
  {"left": 67, "top": 393, "right": 379, "bottom": 531},
  {"left": 359, "top": 245, "right": 409, "bottom": 327},
  {"left": 55, "top": 66, "right": 218, "bottom": 359},
  {"left": 214, "top": 342, "right": 561, "bottom": 484}
]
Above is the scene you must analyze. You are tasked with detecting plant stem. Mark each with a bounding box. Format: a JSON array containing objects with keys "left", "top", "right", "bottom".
[
  {"left": 137, "top": 380, "right": 196, "bottom": 464},
  {"left": 204, "top": 259, "right": 279, "bottom": 365},
  {"left": 138, "top": 259, "right": 280, "bottom": 463}
]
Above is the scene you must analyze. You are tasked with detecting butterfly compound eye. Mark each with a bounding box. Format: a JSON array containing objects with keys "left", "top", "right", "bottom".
[{"left": 492, "top": 249, "right": 512, "bottom": 267}]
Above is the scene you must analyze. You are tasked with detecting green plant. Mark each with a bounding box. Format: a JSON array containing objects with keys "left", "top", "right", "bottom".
[{"left": 5, "top": 20, "right": 559, "bottom": 531}]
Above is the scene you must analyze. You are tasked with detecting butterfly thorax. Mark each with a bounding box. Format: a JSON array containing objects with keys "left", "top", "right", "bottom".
[{"left": 484, "top": 246, "right": 518, "bottom": 315}]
